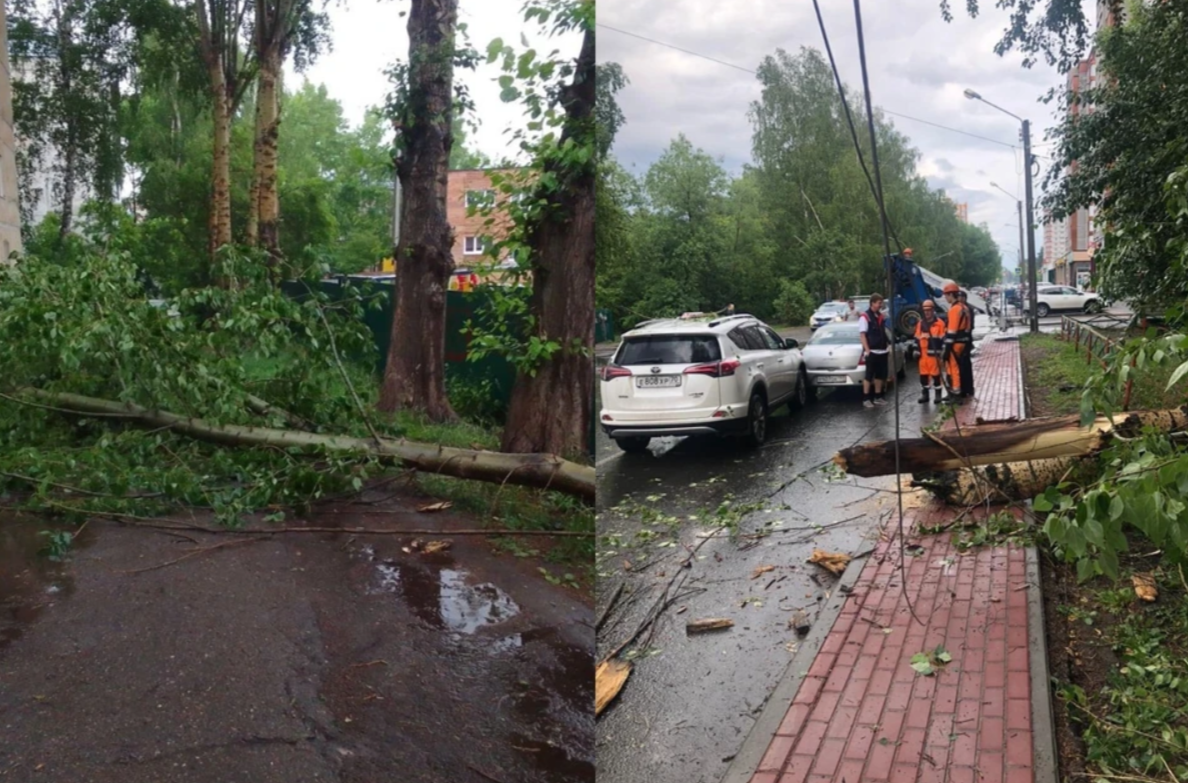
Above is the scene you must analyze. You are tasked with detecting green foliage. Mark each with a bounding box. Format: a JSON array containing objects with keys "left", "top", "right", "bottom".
[
  {"left": 0, "top": 249, "right": 388, "bottom": 526},
  {"left": 597, "top": 50, "right": 1002, "bottom": 327},
  {"left": 1027, "top": 328, "right": 1188, "bottom": 581},
  {"left": 1042, "top": 0, "right": 1188, "bottom": 309},
  {"left": 1058, "top": 576, "right": 1188, "bottom": 780},
  {"left": 939, "top": 0, "right": 1091, "bottom": 73},
  {"left": 772, "top": 280, "right": 816, "bottom": 326}
]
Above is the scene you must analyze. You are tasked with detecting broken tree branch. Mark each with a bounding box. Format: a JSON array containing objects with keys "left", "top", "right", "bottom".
[
  {"left": 835, "top": 408, "right": 1188, "bottom": 478},
  {"left": 22, "top": 388, "right": 594, "bottom": 501}
]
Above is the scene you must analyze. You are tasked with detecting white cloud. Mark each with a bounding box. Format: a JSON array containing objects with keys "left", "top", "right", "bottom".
[
  {"left": 598, "top": 0, "right": 1096, "bottom": 271},
  {"left": 285, "top": 0, "right": 583, "bottom": 161}
]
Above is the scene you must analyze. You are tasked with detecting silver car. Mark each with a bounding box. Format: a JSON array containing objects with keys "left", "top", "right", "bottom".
[{"left": 802, "top": 322, "right": 906, "bottom": 389}]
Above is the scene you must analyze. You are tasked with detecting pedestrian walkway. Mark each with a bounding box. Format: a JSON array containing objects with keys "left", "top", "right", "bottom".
[{"left": 741, "top": 337, "right": 1052, "bottom": 783}]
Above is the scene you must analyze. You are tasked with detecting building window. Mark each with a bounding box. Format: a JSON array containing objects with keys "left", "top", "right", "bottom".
[
  {"left": 463, "top": 236, "right": 487, "bottom": 255},
  {"left": 465, "top": 189, "right": 496, "bottom": 209}
]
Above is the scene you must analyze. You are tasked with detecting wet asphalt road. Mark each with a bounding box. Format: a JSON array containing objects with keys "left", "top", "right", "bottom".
[
  {"left": 590, "top": 310, "right": 1070, "bottom": 783},
  {"left": 594, "top": 359, "right": 945, "bottom": 783}
]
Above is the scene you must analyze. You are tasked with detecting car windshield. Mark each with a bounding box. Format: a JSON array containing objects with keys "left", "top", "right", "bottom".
[
  {"left": 816, "top": 303, "right": 848, "bottom": 314},
  {"left": 808, "top": 326, "right": 861, "bottom": 346},
  {"left": 616, "top": 335, "right": 722, "bottom": 365}
]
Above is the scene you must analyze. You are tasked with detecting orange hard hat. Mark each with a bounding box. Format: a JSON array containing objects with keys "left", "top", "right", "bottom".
[{"left": 942, "top": 281, "right": 960, "bottom": 294}]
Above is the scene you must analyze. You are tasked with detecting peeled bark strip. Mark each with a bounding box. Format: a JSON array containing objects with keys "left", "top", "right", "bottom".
[
  {"left": 836, "top": 408, "right": 1188, "bottom": 478},
  {"left": 377, "top": 0, "right": 458, "bottom": 422},
  {"left": 501, "top": 28, "right": 595, "bottom": 456},
  {"left": 911, "top": 457, "right": 1085, "bottom": 506},
  {"left": 26, "top": 389, "right": 594, "bottom": 502}
]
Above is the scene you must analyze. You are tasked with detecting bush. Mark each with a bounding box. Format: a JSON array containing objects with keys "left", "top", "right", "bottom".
[
  {"left": 446, "top": 372, "right": 506, "bottom": 427},
  {"left": 773, "top": 279, "right": 816, "bottom": 326}
]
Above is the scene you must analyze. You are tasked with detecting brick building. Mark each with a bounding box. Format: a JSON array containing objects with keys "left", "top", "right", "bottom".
[
  {"left": 368, "top": 167, "right": 526, "bottom": 289},
  {"left": 954, "top": 202, "right": 968, "bottom": 223},
  {"left": 1047, "top": 2, "right": 1123, "bottom": 288}
]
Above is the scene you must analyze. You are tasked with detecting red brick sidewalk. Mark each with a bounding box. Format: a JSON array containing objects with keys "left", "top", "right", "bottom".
[{"left": 748, "top": 338, "right": 1037, "bottom": 783}]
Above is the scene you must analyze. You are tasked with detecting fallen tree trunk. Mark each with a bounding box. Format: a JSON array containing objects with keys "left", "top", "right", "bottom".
[
  {"left": 911, "top": 457, "right": 1086, "bottom": 506},
  {"left": 836, "top": 408, "right": 1188, "bottom": 478},
  {"left": 25, "top": 389, "right": 595, "bottom": 502}
]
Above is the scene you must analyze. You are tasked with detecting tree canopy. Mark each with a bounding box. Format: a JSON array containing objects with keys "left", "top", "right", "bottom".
[{"left": 596, "top": 49, "right": 1002, "bottom": 326}]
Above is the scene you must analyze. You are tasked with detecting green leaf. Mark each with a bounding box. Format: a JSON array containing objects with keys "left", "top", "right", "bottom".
[
  {"left": 1167, "top": 359, "right": 1188, "bottom": 390},
  {"left": 910, "top": 653, "right": 934, "bottom": 676},
  {"left": 1079, "top": 393, "right": 1097, "bottom": 428},
  {"left": 486, "top": 37, "right": 504, "bottom": 63},
  {"left": 1076, "top": 557, "right": 1098, "bottom": 583},
  {"left": 1033, "top": 492, "right": 1054, "bottom": 513},
  {"left": 1109, "top": 494, "right": 1124, "bottom": 521}
]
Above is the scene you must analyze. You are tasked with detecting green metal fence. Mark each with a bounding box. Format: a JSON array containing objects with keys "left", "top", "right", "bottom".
[{"left": 284, "top": 278, "right": 597, "bottom": 458}]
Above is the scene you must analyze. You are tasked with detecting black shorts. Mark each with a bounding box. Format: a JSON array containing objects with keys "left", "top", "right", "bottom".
[{"left": 865, "top": 352, "right": 889, "bottom": 380}]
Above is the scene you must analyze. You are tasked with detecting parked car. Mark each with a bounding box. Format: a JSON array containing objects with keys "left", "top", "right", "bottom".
[
  {"left": 1023, "top": 285, "right": 1103, "bottom": 317},
  {"left": 599, "top": 314, "right": 810, "bottom": 452},
  {"left": 811, "top": 301, "right": 851, "bottom": 330},
  {"left": 802, "top": 322, "right": 907, "bottom": 389}
]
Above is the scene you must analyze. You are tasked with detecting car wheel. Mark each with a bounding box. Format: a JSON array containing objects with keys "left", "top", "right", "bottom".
[
  {"left": 1084, "top": 300, "right": 1102, "bottom": 314},
  {"left": 617, "top": 436, "right": 651, "bottom": 454},
  {"left": 744, "top": 392, "right": 768, "bottom": 447},
  {"left": 1037, "top": 303, "right": 1051, "bottom": 318},
  {"left": 790, "top": 369, "right": 809, "bottom": 411}
]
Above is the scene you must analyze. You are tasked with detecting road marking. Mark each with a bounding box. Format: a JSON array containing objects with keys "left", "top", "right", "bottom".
[{"left": 596, "top": 452, "right": 624, "bottom": 468}]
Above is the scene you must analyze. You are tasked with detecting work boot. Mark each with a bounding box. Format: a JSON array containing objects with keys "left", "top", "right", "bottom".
[
  {"left": 934, "top": 388, "right": 944, "bottom": 403},
  {"left": 917, "top": 388, "right": 930, "bottom": 404}
]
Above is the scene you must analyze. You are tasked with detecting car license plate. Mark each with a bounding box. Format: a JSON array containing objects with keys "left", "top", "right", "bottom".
[
  {"left": 636, "top": 375, "right": 681, "bottom": 388},
  {"left": 816, "top": 375, "right": 847, "bottom": 384}
]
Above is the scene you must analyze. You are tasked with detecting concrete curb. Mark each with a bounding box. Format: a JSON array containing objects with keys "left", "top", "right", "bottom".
[
  {"left": 1016, "top": 332, "right": 1060, "bottom": 783},
  {"left": 718, "top": 550, "right": 871, "bottom": 783}
]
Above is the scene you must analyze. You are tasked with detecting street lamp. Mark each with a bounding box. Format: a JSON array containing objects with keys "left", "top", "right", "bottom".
[
  {"left": 966, "top": 88, "right": 1039, "bottom": 333},
  {"left": 992, "top": 184, "right": 1027, "bottom": 290}
]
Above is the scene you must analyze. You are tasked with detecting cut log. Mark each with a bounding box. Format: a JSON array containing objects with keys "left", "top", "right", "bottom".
[
  {"left": 23, "top": 389, "right": 595, "bottom": 502},
  {"left": 835, "top": 408, "right": 1188, "bottom": 478},
  {"left": 911, "top": 457, "right": 1086, "bottom": 506}
]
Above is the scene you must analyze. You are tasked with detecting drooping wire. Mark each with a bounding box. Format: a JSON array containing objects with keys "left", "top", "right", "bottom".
[
  {"left": 809, "top": 0, "right": 905, "bottom": 254},
  {"left": 812, "top": 0, "right": 924, "bottom": 627}
]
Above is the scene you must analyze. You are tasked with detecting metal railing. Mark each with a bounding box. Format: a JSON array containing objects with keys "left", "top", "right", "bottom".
[{"left": 1059, "top": 313, "right": 1137, "bottom": 409}]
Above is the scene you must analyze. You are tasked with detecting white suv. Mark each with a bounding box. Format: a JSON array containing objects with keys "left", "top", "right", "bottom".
[{"left": 599, "top": 314, "right": 810, "bottom": 453}]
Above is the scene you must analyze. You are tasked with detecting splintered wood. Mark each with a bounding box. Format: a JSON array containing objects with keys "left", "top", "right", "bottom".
[
  {"left": 595, "top": 659, "right": 632, "bottom": 716},
  {"left": 809, "top": 549, "right": 851, "bottom": 575},
  {"left": 835, "top": 408, "right": 1188, "bottom": 479}
]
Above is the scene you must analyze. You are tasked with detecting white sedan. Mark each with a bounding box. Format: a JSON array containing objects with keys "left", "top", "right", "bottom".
[
  {"left": 801, "top": 322, "right": 907, "bottom": 388},
  {"left": 1023, "top": 285, "right": 1103, "bottom": 317}
]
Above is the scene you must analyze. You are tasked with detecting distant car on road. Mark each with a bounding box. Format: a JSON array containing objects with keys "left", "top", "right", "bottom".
[
  {"left": 1023, "top": 285, "right": 1103, "bottom": 317},
  {"left": 810, "top": 301, "right": 850, "bottom": 330},
  {"left": 801, "top": 322, "right": 907, "bottom": 389},
  {"left": 599, "top": 313, "right": 810, "bottom": 452}
]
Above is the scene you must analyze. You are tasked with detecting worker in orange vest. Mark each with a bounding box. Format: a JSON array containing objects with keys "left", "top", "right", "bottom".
[
  {"left": 940, "top": 280, "right": 973, "bottom": 404},
  {"left": 914, "top": 299, "right": 946, "bottom": 403}
]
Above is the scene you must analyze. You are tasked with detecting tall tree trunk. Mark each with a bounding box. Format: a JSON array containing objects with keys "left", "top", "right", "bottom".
[
  {"left": 255, "top": 46, "right": 283, "bottom": 272},
  {"left": 246, "top": 80, "right": 262, "bottom": 247},
  {"left": 500, "top": 28, "right": 595, "bottom": 458},
  {"left": 58, "top": 140, "right": 76, "bottom": 239},
  {"left": 207, "top": 63, "right": 233, "bottom": 267},
  {"left": 376, "top": 0, "right": 459, "bottom": 422}
]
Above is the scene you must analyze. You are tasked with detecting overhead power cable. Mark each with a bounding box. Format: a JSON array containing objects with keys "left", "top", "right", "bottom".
[{"left": 596, "top": 22, "right": 1017, "bottom": 149}]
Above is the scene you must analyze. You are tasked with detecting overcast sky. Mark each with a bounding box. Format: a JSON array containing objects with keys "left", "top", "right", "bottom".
[
  {"left": 285, "top": 0, "right": 583, "bottom": 163},
  {"left": 598, "top": 0, "right": 1096, "bottom": 275}
]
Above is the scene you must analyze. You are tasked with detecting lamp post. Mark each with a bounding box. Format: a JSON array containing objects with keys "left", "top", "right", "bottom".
[
  {"left": 966, "top": 88, "right": 1039, "bottom": 333},
  {"left": 992, "top": 183, "right": 1026, "bottom": 290}
]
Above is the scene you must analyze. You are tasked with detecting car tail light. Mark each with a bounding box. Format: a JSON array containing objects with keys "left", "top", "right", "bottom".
[
  {"left": 858, "top": 354, "right": 866, "bottom": 366},
  {"left": 684, "top": 359, "right": 740, "bottom": 378},
  {"left": 601, "top": 365, "right": 631, "bottom": 381}
]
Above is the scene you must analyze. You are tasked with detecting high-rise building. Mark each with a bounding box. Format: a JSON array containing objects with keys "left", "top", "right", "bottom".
[{"left": 954, "top": 202, "right": 968, "bottom": 223}]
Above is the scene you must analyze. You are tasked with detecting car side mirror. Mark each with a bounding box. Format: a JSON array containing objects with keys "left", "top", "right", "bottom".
[{"left": 785, "top": 338, "right": 799, "bottom": 349}]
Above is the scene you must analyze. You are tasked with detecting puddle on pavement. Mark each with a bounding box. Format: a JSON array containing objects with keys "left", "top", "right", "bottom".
[
  {"left": 357, "top": 546, "right": 520, "bottom": 636},
  {"left": 0, "top": 517, "right": 75, "bottom": 652}
]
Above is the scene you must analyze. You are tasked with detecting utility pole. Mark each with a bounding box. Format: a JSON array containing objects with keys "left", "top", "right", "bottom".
[{"left": 1022, "top": 119, "right": 1039, "bottom": 333}]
